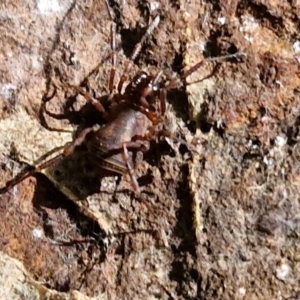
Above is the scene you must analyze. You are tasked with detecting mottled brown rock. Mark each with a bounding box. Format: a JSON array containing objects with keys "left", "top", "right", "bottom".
[{"left": 1, "top": 0, "right": 300, "bottom": 299}]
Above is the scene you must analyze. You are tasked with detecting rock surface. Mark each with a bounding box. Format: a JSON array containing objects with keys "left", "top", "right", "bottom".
[{"left": 1, "top": 0, "right": 300, "bottom": 299}]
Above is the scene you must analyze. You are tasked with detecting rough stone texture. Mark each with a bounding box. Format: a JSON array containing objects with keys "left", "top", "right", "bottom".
[
  {"left": 1, "top": 0, "right": 300, "bottom": 299},
  {"left": 0, "top": 251, "right": 96, "bottom": 300}
]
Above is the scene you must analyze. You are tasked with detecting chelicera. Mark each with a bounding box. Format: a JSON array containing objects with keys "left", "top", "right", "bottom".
[{"left": 0, "top": 12, "right": 242, "bottom": 196}]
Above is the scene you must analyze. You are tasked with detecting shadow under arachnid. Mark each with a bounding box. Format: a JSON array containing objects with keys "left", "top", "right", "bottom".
[{"left": 43, "top": 146, "right": 120, "bottom": 201}]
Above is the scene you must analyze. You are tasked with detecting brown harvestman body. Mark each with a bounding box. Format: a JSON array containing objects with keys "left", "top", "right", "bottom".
[{"left": 0, "top": 14, "right": 243, "bottom": 195}]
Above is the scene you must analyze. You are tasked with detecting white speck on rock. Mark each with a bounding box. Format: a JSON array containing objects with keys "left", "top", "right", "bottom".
[
  {"left": 263, "top": 155, "right": 273, "bottom": 166},
  {"left": 293, "top": 41, "right": 300, "bottom": 53},
  {"left": 199, "top": 41, "right": 206, "bottom": 52},
  {"left": 32, "top": 228, "right": 44, "bottom": 239},
  {"left": 240, "top": 15, "right": 259, "bottom": 32},
  {"left": 218, "top": 16, "right": 226, "bottom": 25},
  {"left": 239, "top": 15, "right": 258, "bottom": 44},
  {"left": 293, "top": 41, "right": 300, "bottom": 63},
  {"left": 244, "top": 34, "right": 253, "bottom": 43},
  {"left": 37, "top": 0, "right": 62, "bottom": 14},
  {"left": 238, "top": 287, "right": 246, "bottom": 296},
  {"left": 0, "top": 83, "right": 17, "bottom": 100},
  {"left": 275, "top": 136, "right": 287, "bottom": 147},
  {"left": 149, "top": 1, "right": 160, "bottom": 11},
  {"left": 275, "top": 263, "right": 291, "bottom": 282}
]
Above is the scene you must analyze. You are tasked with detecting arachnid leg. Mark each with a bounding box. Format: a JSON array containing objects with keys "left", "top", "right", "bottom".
[
  {"left": 132, "top": 125, "right": 167, "bottom": 143},
  {"left": 0, "top": 125, "right": 100, "bottom": 194},
  {"left": 158, "top": 88, "right": 166, "bottom": 116},
  {"left": 117, "top": 15, "right": 160, "bottom": 93},
  {"left": 122, "top": 141, "right": 150, "bottom": 194},
  {"left": 165, "top": 52, "right": 245, "bottom": 91},
  {"left": 108, "top": 22, "right": 117, "bottom": 93},
  {"left": 67, "top": 85, "right": 105, "bottom": 113}
]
